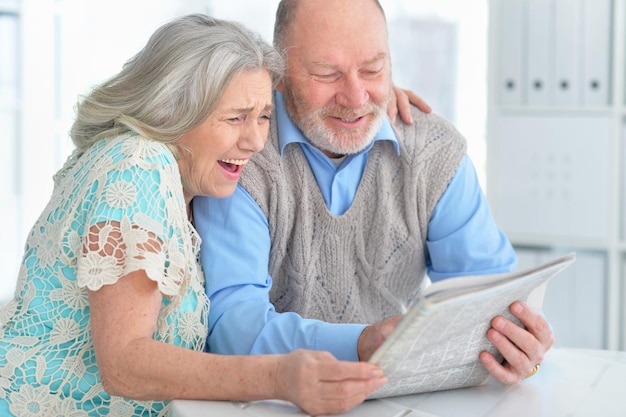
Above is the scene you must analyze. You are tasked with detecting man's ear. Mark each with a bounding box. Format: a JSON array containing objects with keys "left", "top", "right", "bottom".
[{"left": 276, "top": 79, "right": 285, "bottom": 93}]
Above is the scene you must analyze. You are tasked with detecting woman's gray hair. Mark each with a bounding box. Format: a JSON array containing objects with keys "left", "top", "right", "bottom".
[{"left": 70, "top": 14, "right": 284, "bottom": 152}]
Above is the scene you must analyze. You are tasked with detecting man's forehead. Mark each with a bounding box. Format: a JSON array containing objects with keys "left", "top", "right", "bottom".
[{"left": 288, "top": 0, "right": 387, "bottom": 38}]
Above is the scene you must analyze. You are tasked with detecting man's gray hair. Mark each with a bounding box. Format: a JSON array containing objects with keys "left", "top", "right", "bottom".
[{"left": 273, "top": 0, "right": 386, "bottom": 51}]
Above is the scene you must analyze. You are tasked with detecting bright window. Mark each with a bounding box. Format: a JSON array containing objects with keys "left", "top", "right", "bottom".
[{"left": 0, "top": 0, "right": 487, "bottom": 303}]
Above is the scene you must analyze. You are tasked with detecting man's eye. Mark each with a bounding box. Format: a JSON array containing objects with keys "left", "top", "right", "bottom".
[
  {"left": 313, "top": 73, "right": 340, "bottom": 82},
  {"left": 362, "top": 68, "right": 383, "bottom": 78}
]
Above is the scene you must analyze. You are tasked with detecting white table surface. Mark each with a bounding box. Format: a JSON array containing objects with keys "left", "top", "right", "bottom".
[{"left": 171, "top": 348, "right": 626, "bottom": 417}]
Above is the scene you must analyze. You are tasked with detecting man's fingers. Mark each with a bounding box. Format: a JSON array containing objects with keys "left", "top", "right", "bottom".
[
  {"left": 482, "top": 302, "right": 556, "bottom": 384},
  {"left": 479, "top": 351, "right": 520, "bottom": 384},
  {"left": 510, "top": 302, "right": 555, "bottom": 347},
  {"left": 388, "top": 87, "right": 400, "bottom": 122}
]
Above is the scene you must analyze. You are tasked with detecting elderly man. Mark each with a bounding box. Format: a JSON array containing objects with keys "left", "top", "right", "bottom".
[{"left": 194, "top": 0, "right": 553, "bottom": 385}]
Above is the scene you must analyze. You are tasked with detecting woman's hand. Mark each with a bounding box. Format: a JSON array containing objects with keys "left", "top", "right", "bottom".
[
  {"left": 273, "top": 349, "right": 387, "bottom": 416},
  {"left": 388, "top": 85, "right": 432, "bottom": 124}
]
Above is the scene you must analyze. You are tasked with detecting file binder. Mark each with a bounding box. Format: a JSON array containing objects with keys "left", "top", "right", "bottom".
[
  {"left": 526, "top": 0, "right": 553, "bottom": 106},
  {"left": 581, "top": 0, "right": 612, "bottom": 106},
  {"left": 553, "top": 0, "right": 582, "bottom": 107},
  {"left": 498, "top": 0, "right": 525, "bottom": 106}
]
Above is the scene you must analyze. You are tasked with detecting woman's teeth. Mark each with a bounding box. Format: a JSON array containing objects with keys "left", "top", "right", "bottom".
[
  {"left": 219, "top": 158, "right": 248, "bottom": 173},
  {"left": 220, "top": 159, "right": 248, "bottom": 166}
]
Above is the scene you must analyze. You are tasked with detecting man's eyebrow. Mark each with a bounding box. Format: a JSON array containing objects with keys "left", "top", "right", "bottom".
[
  {"left": 362, "top": 53, "right": 387, "bottom": 65},
  {"left": 309, "top": 61, "right": 337, "bottom": 69},
  {"left": 310, "top": 53, "right": 387, "bottom": 69}
]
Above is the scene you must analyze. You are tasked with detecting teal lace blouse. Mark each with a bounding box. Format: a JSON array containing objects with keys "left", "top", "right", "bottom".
[{"left": 0, "top": 133, "right": 209, "bottom": 416}]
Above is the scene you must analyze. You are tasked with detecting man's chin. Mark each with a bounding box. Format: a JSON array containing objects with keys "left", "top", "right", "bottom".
[
  {"left": 321, "top": 136, "right": 374, "bottom": 155},
  {"left": 325, "top": 124, "right": 381, "bottom": 154}
]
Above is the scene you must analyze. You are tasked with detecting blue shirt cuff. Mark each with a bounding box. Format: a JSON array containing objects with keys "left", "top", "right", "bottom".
[{"left": 315, "top": 322, "right": 368, "bottom": 361}]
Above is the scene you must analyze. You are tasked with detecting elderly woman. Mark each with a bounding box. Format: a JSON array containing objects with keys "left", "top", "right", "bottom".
[{"left": 0, "top": 14, "right": 387, "bottom": 416}]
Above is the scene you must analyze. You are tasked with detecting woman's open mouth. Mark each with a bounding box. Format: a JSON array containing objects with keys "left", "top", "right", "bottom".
[{"left": 218, "top": 158, "right": 248, "bottom": 174}]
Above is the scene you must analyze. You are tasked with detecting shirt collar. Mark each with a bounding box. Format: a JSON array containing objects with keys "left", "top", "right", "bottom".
[{"left": 274, "top": 91, "right": 400, "bottom": 156}]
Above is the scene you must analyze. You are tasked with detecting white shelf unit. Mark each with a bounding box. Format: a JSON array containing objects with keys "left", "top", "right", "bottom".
[{"left": 487, "top": 0, "right": 625, "bottom": 350}]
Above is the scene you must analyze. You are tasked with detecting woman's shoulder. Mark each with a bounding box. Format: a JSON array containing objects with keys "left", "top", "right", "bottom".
[
  {"left": 72, "top": 132, "right": 182, "bottom": 204},
  {"left": 104, "top": 132, "right": 175, "bottom": 164}
]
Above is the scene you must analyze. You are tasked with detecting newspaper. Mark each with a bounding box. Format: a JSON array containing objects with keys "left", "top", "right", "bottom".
[{"left": 368, "top": 252, "right": 576, "bottom": 399}]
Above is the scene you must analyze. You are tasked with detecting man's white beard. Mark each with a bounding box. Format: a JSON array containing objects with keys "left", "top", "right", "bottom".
[{"left": 284, "top": 88, "right": 390, "bottom": 155}]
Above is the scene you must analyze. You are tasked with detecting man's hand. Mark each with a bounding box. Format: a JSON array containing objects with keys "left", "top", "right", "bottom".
[
  {"left": 357, "top": 315, "right": 403, "bottom": 361},
  {"left": 388, "top": 85, "right": 432, "bottom": 124},
  {"left": 479, "top": 301, "right": 555, "bottom": 384}
]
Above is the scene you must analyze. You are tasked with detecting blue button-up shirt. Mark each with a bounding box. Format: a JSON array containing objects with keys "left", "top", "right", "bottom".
[{"left": 193, "top": 92, "right": 516, "bottom": 361}]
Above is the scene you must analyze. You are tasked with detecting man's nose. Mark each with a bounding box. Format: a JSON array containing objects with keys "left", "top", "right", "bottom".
[{"left": 335, "top": 73, "right": 369, "bottom": 109}]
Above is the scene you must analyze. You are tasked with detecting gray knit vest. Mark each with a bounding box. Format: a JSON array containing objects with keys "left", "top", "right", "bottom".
[{"left": 240, "top": 107, "right": 467, "bottom": 324}]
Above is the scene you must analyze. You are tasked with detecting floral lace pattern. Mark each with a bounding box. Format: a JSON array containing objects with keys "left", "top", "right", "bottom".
[{"left": 0, "top": 133, "right": 209, "bottom": 416}]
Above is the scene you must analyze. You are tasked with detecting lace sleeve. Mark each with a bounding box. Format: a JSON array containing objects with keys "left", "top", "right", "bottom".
[{"left": 75, "top": 135, "right": 192, "bottom": 296}]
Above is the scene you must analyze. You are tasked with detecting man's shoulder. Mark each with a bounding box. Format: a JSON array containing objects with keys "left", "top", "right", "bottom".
[
  {"left": 391, "top": 107, "right": 466, "bottom": 151},
  {"left": 240, "top": 125, "right": 282, "bottom": 191},
  {"left": 393, "top": 106, "right": 458, "bottom": 132}
]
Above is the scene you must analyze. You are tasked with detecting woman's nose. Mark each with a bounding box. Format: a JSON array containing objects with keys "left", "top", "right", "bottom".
[{"left": 241, "top": 120, "right": 267, "bottom": 153}]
